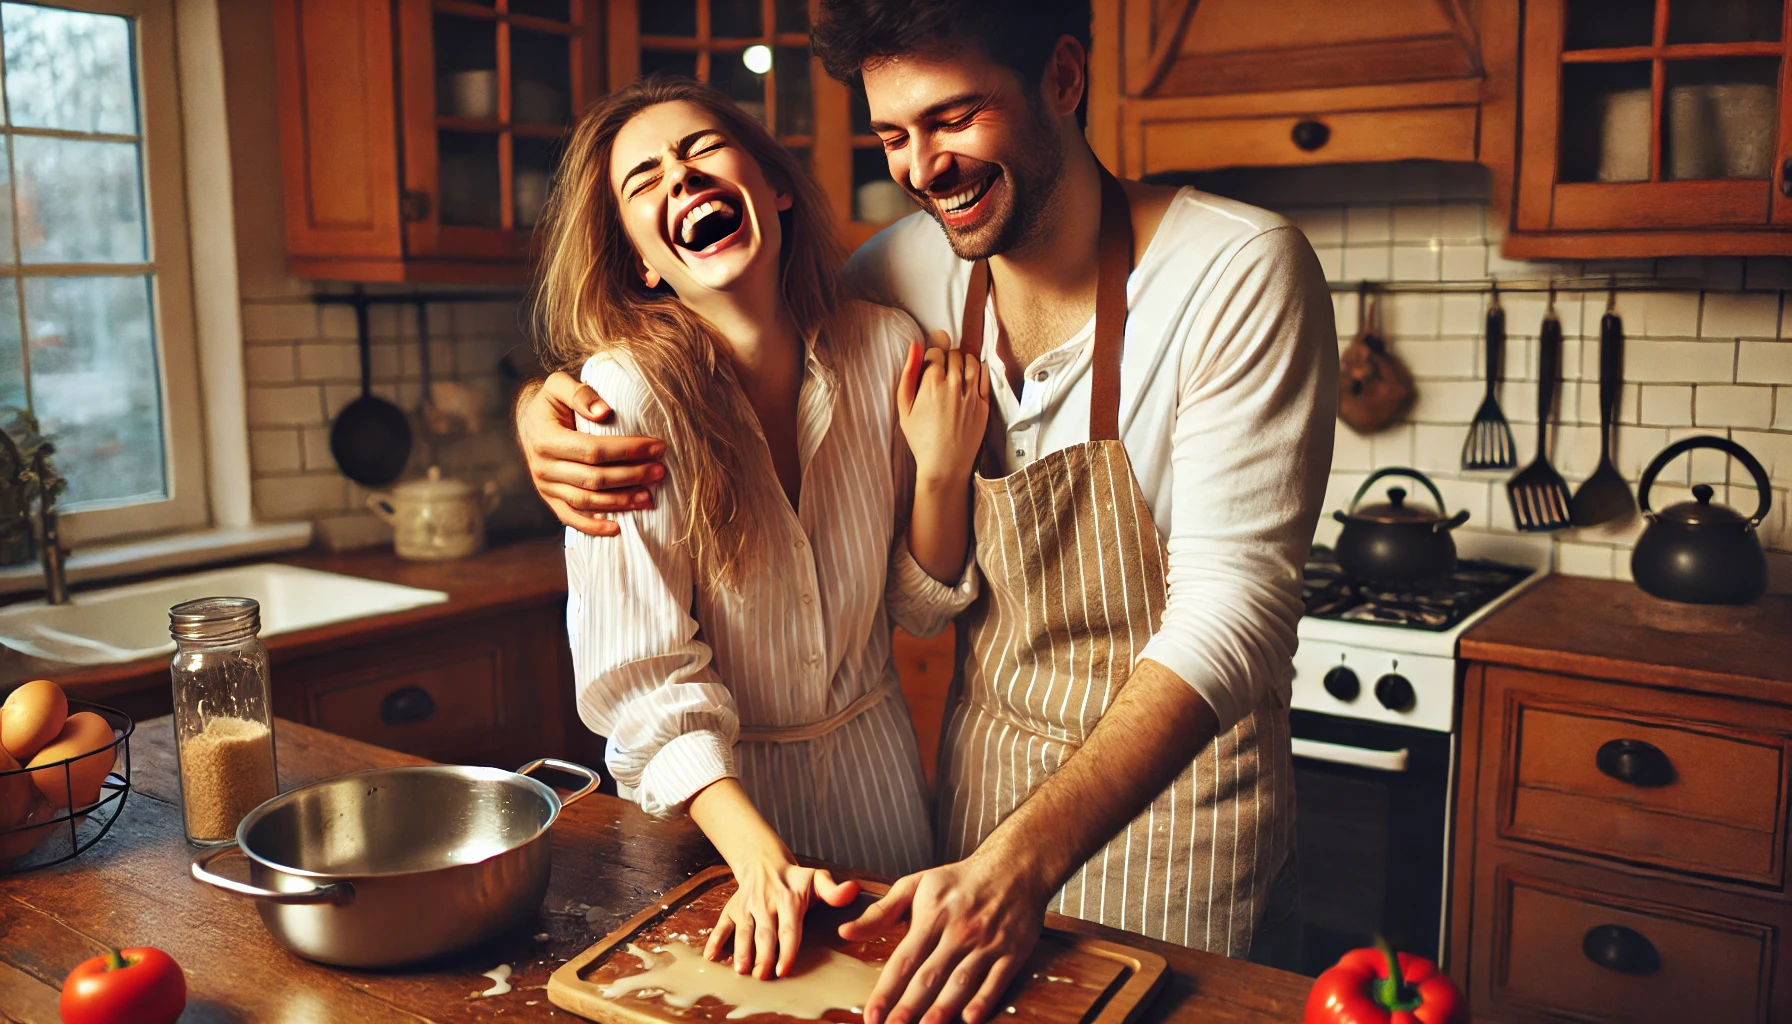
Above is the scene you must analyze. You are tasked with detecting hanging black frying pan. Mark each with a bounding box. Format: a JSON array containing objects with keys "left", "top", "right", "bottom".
[{"left": 329, "top": 298, "right": 412, "bottom": 486}]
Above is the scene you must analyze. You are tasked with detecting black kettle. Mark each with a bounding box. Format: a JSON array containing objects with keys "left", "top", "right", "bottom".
[
  {"left": 1332, "top": 468, "right": 1471, "bottom": 584},
  {"left": 1632, "top": 436, "right": 1773, "bottom": 605}
]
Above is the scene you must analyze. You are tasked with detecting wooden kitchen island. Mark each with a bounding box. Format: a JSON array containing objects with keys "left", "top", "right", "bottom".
[{"left": 0, "top": 718, "right": 1312, "bottom": 1023}]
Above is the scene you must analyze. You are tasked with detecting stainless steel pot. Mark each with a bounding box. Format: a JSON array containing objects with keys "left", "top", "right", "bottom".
[{"left": 190, "top": 758, "right": 598, "bottom": 968}]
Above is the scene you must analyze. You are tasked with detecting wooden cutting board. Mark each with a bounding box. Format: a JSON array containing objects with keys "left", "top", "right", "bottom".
[{"left": 548, "top": 866, "right": 1166, "bottom": 1024}]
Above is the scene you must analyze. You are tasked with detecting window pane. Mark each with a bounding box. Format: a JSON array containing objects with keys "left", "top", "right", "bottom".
[
  {"left": 15, "top": 136, "right": 145, "bottom": 263},
  {"left": 511, "top": 0, "right": 572, "bottom": 20},
  {"left": 1559, "top": 62, "right": 1652, "bottom": 183},
  {"left": 1664, "top": 58, "right": 1780, "bottom": 179},
  {"left": 641, "top": 49, "right": 697, "bottom": 80},
  {"left": 512, "top": 29, "right": 571, "bottom": 125},
  {"left": 639, "top": 0, "right": 695, "bottom": 37},
  {"left": 24, "top": 275, "right": 163, "bottom": 508},
  {"left": 713, "top": 49, "right": 766, "bottom": 124},
  {"left": 775, "top": 0, "right": 809, "bottom": 33},
  {"left": 712, "top": 0, "right": 763, "bottom": 38},
  {"left": 1, "top": 3, "right": 136, "bottom": 134},
  {"left": 1668, "top": 0, "right": 1783, "bottom": 44},
  {"left": 1563, "top": 0, "right": 1655, "bottom": 50},
  {"left": 0, "top": 282, "right": 25, "bottom": 410},
  {"left": 0, "top": 136, "right": 16, "bottom": 264},
  {"left": 438, "top": 131, "right": 502, "bottom": 227},
  {"left": 775, "top": 46, "right": 811, "bottom": 136}
]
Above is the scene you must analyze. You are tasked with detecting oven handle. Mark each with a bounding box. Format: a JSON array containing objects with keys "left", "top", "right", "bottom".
[{"left": 1292, "top": 737, "right": 1410, "bottom": 772}]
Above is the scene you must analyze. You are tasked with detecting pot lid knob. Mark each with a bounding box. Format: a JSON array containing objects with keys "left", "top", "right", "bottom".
[
  {"left": 1694, "top": 484, "right": 1713, "bottom": 503},
  {"left": 1388, "top": 487, "right": 1406, "bottom": 507},
  {"left": 1660, "top": 483, "right": 1748, "bottom": 526}
]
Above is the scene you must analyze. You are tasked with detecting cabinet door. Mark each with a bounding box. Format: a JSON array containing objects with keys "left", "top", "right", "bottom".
[
  {"left": 1516, "top": 0, "right": 1790, "bottom": 236},
  {"left": 395, "top": 0, "right": 603, "bottom": 266},
  {"left": 273, "top": 0, "right": 405, "bottom": 268}
]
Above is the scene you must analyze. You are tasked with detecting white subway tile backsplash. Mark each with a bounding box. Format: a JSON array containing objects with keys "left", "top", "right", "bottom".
[
  {"left": 249, "top": 430, "right": 303, "bottom": 474},
  {"left": 1557, "top": 542, "right": 1617, "bottom": 579},
  {"left": 1734, "top": 429, "right": 1792, "bottom": 478},
  {"left": 1399, "top": 339, "right": 1477, "bottom": 378},
  {"left": 1342, "top": 245, "right": 1392, "bottom": 281},
  {"left": 1392, "top": 204, "right": 1441, "bottom": 242},
  {"left": 1370, "top": 424, "right": 1415, "bottom": 466},
  {"left": 1412, "top": 423, "right": 1464, "bottom": 473},
  {"left": 1439, "top": 294, "right": 1485, "bottom": 337},
  {"left": 1390, "top": 244, "right": 1442, "bottom": 282},
  {"left": 1626, "top": 340, "right": 1736, "bottom": 383},
  {"left": 301, "top": 427, "right": 334, "bottom": 472},
  {"left": 1695, "top": 385, "right": 1775, "bottom": 429},
  {"left": 241, "top": 302, "right": 318, "bottom": 342},
  {"left": 1345, "top": 204, "right": 1393, "bottom": 245},
  {"left": 1738, "top": 340, "right": 1792, "bottom": 383},
  {"left": 1638, "top": 292, "right": 1702, "bottom": 337},
  {"left": 1313, "top": 246, "right": 1343, "bottom": 281},
  {"left": 1437, "top": 202, "right": 1484, "bottom": 242},
  {"left": 319, "top": 304, "right": 359, "bottom": 340},
  {"left": 253, "top": 474, "right": 348, "bottom": 519},
  {"left": 1701, "top": 292, "right": 1780, "bottom": 339},
  {"left": 1408, "top": 379, "right": 1488, "bottom": 422},
  {"left": 1439, "top": 245, "right": 1487, "bottom": 280},
  {"left": 243, "top": 345, "right": 296, "bottom": 384},
  {"left": 246, "top": 385, "right": 325, "bottom": 428},
  {"left": 1288, "top": 207, "right": 1344, "bottom": 246},
  {"left": 1778, "top": 387, "right": 1792, "bottom": 429},
  {"left": 1332, "top": 426, "right": 1373, "bottom": 472},
  {"left": 1638, "top": 385, "right": 1694, "bottom": 425},
  {"left": 1381, "top": 294, "right": 1441, "bottom": 338},
  {"left": 297, "top": 343, "right": 361, "bottom": 382}
]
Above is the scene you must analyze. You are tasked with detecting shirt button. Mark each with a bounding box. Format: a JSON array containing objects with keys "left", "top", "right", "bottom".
[
  {"left": 801, "top": 593, "right": 813, "bottom": 605},
  {"left": 1014, "top": 447, "right": 1026, "bottom": 458},
  {"left": 806, "top": 653, "right": 820, "bottom": 665},
  {"left": 793, "top": 538, "right": 805, "bottom": 550},
  {"left": 1035, "top": 371, "right": 1048, "bottom": 382}
]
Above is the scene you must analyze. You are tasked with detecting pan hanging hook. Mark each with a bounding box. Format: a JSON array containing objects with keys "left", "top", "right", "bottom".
[{"left": 1606, "top": 276, "right": 1618, "bottom": 314}]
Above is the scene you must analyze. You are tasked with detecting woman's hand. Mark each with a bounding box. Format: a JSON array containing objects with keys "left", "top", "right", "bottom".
[
  {"left": 897, "top": 332, "right": 990, "bottom": 491},
  {"left": 705, "top": 857, "right": 862, "bottom": 979}
]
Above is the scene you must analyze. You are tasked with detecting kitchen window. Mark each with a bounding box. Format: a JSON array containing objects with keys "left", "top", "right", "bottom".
[{"left": 0, "top": 0, "right": 205, "bottom": 544}]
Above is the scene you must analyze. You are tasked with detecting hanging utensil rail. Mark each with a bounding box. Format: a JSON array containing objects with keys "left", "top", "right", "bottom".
[{"left": 1326, "top": 277, "right": 1707, "bottom": 295}]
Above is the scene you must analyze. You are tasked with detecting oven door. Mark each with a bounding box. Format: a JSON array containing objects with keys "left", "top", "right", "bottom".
[{"left": 1290, "top": 708, "right": 1453, "bottom": 977}]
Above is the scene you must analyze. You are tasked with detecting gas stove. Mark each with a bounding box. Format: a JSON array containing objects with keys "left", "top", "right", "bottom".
[{"left": 1291, "top": 534, "right": 1551, "bottom": 732}]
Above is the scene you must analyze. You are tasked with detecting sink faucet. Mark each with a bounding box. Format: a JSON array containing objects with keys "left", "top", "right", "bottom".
[{"left": 34, "top": 450, "right": 65, "bottom": 605}]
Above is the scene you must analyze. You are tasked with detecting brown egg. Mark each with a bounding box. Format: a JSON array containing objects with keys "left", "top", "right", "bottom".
[
  {"left": 0, "top": 746, "right": 33, "bottom": 827},
  {"left": 1, "top": 679, "right": 67, "bottom": 761},
  {"left": 27, "top": 712, "right": 116, "bottom": 809},
  {"left": 0, "top": 797, "right": 59, "bottom": 867}
]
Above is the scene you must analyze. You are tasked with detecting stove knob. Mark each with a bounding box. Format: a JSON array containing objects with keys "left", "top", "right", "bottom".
[
  {"left": 1322, "top": 666, "right": 1360, "bottom": 702},
  {"left": 1375, "top": 673, "right": 1416, "bottom": 713}
]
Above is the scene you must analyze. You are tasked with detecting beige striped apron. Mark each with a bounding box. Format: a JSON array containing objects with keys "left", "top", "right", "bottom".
[{"left": 936, "top": 169, "right": 1294, "bottom": 957}]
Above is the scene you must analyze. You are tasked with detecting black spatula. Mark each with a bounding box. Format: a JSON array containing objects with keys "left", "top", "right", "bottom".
[
  {"left": 1506, "top": 296, "right": 1572, "bottom": 532},
  {"left": 1570, "top": 290, "right": 1636, "bottom": 527}
]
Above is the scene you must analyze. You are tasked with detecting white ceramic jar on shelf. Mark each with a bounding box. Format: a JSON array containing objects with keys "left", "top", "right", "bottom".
[{"left": 366, "top": 466, "right": 500, "bottom": 562}]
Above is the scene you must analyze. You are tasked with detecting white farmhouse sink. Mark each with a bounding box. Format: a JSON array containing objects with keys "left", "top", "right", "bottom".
[{"left": 0, "top": 564, "right": 449, "bottom": 665}]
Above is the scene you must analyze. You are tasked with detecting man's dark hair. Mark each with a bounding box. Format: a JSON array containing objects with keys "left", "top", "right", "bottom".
[{"left": 812, "top": 0, "right": 1093, "bottom": 126}]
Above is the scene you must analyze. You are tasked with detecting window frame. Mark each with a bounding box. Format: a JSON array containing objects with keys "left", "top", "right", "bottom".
[{"left": 5, "top": 0, "right": 207, "bottom": 545}]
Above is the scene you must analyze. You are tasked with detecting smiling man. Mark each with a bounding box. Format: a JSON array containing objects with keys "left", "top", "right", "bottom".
[{"left": 514, "top": 1, "right": 1335, "bottom": 1021}]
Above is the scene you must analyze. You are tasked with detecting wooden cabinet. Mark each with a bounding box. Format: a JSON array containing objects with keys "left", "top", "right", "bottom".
[
  {"left": 1500, "top": 0, "right": 1792, "bottom": 257},
  {"left": 273, "top": 0, "right": 610, "bottom": 282},
  {"left": 1093, "top": 0, "right": 1489, "bottom": 177},
  {"left": 1451, "top": 577, "right": 1792, "bottom": 1023}
]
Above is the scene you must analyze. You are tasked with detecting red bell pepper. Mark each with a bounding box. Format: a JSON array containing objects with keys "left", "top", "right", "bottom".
[
  {"left": 59, "top": 947, "right": 186, "bottom": 1024},
  {"left": 1304, "top": 941, "right": 1465, "bottom": 1024}
]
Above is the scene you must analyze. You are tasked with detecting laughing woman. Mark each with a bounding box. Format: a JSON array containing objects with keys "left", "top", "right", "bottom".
[{"left": 534, "top": 76, "right": 986, "bottom": 979}]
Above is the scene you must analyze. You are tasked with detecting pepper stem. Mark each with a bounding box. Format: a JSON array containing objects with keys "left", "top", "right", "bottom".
[
  {"left": 1372, "top": 937, "right": 1424, "bottom": 1013},
  {"left": 104, "top": 948, "right": 130, "bottom": 972}
]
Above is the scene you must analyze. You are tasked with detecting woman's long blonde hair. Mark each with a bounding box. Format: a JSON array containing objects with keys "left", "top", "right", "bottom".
[{"left": 533, "top": 76, "right": 845, "bottom": 591}]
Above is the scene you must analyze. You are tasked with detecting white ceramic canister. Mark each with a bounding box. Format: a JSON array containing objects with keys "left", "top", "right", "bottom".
[{"left": 367, "top": 466, "right": 501, "bottom": 561}]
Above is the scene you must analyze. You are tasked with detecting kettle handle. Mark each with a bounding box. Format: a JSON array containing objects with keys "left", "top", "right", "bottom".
[
  {"left": 365, "top": 493, "right": 399, "bottom": 525},
  {"left": 1637, "top": 435, "right": 1772, "bottom": 526},
  {"left": 1347, "top": 466, "right": 1455, "bottom": 519}
]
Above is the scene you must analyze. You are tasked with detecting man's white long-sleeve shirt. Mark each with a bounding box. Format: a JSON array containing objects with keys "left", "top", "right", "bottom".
[{"left": 844, "top": 188, "right": 1337, "bottom": 729}]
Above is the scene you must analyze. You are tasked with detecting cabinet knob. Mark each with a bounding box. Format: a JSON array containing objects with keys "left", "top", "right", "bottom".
[
  {"left": 1291, "top": 120, "right": 1331, "bottom": 152},
  {"left": 1781, "top": 157, "right": 1792, "bottom": 198},
  {"left": 401, "top": 189, "right": 433, "bottom": 223},
  {"left": 1582, "top": 924, "right": 1660, "bottom": 976},
  {"left": 380, "top": 685, "right": 436, "bottom": 726},
  {"left": 1595, "top": 738, "right": 1675, "bottom": 787}
]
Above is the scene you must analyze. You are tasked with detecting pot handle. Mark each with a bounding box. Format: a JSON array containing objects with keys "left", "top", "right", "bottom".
[
  {"left": 1637, "top": 435, "right": 1773, "bottom": 526},
  {"left": 191, "top": 844, "right": 355, "bottom": 905},
  {"left": 518, "top": 758, "right": 602, "bottom": 808},
  {"left": 1346, "top": 466, "right": 1457, "bottom": 520},
  {"left": 365, "top": 492, "right": 399, "bottom": 525}
]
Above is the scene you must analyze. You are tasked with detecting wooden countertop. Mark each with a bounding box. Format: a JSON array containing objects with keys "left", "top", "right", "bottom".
[
  {"left": 0, "top": 535, "right": 569, "bottom": 712},
  {"left": 0, "top": 718, "right": 1312, "bottom": 1024},
  {"left": 1460, "top": 575, "right": 1792, "bottom": 703}
]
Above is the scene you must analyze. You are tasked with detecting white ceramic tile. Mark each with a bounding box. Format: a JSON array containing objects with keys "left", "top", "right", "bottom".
[
  {"left": 1552, "top": 423, "right": 1604, "bottom": 478},
  {"left": 1413, "top": 423, "right": 1466, "bottom": 473},
  {"left": 254, "top": 474, "right": 350, "bottom": 519},
  {"left": 1639, "top": 292, "right": 1702, "bottom": 337},
  {"left": 1332, "top": 291, "right": 1360, "bottom": 335},
  {"left": 1286, "top": 207, "right": 1345, "bottom": 246},
  {"left": 241, "top": 302, "right": 319, "bottom": 342},
  {"left": 243, "top": 345, "right": 296, "bottom": 384},
  {"left": 319, "top": 304, "right": 360, "bottom": 340},
  {"left": 1501, "top": 381, "right": 1540, "bottom": 423},
  {"left": 1695, "top": 385, "right": 1775, "bottom": 429},
  {"left": 1437, "top": 202, "right": 1484, "bottom": 242},
  {"left": 1440, "top": 244, "right": 1488, "bottom": 281},
  {"left": 1439, "top": 294, "right": 1486, "bottom": 337},
  {"left": 1613, "top": 425, "right": 1671, "bottom": 479},
  {"left": 323, "top": 383, "right": 362, "bottom": 418},
  {"left": 1738, "top": 340, "right": 1792, "bottom": 384},
  {"left": 1701, "top": 292, "right": 1780, "bottom": 339},
  {"left": 1341, "top": 245, "right": 1392, "bottom": 281},
  {"left": 248, "top": 429, "right": 303, "bottom": 475},
  {"left": 313, "top": 512, "right": 395, "bottom": 552},
  {"left": 1390, "top": 244, "right": 1442, "bottom": 282},
  {"left": 296, "top": 342, "right": 360, "bottom": 382},
  {"left": 301, "top": 427, "right": 334, "bottom": 471},
  {"left": 1400, "top": 338, "right": 1477, "bottom": 377},
  {"left": 1332, "top": 425, "right": 1374, "bottom": 472},
  {"left": 1371, "top": 423, "right": 1415, "bottom": 466},
  {"left": 1312, "top": 245, "right": 1343, "bottom": 282},
  {"left": 455, "top": 302, "right": 524, "bottom": 335},
  {"left": 1638, "top": 384, "right": 1694, "bottom": 425},
  {"left": 1499, "top": 293, "right": 1550, "bottom": 337},
  {"left": 1626, "top": 340, "right": 1736, "bottom": 383},
  {"left": 1556, "top": 542, "right": 1617, "bottom": 579},
  {"left": 1392, "top": 204, "right": 1441, "bottom": 242},
  {"left": 1344, "top": 204, "right": 1394, "bottom": 245},
  {"left": 1409, "top": 379, "right": 1487, "bottom": 422},
  {"left": 1381, "top": 294, "right": 1441, "bottom": 338},
  {"left": 1777, "top": 387, "right": 1792, "bottom": 429},
  {"left": 1733, "top": 429, "right": 1792, "bottom": 478},
  {"left": 1430, "top": 476, "right": 1491, "bottom": 523},
  {"left": 246, "top": 385, "right": 325, "bottom": 428}
]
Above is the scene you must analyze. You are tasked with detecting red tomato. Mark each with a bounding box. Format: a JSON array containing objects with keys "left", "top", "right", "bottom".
[{"left": 59, "top": 947, "right": 186, "bottom": 1024}]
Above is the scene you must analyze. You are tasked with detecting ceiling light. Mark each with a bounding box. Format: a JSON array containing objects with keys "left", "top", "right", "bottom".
[{"left": 742, "top": 45, "right": 772, "bottom": 75}]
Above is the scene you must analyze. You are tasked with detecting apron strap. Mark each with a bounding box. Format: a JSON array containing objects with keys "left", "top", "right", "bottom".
[
  {"left": 958, "top": 168, "right": 1134, "bottom": 441},
  {"left": 736, "top": 678, "right": 898, "bottom": 744}
]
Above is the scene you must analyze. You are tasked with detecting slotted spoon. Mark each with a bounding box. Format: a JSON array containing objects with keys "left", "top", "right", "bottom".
[
  {"left": 1462, "top": 286, "right": 1517, "bottom": 470},
  {"left": 1569, "top": 290, "right": 1636, "bottom": 527},
  {"left": 1506, "top": 298, "right": 1572, "bottom": 531}
]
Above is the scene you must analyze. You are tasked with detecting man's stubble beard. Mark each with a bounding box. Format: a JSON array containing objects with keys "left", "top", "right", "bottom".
[{"left": 924, "top": 107, "right": 1067, "bottom": 263}]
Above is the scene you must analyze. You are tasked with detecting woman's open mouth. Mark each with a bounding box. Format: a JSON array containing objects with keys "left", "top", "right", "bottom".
[{"left": 673, "top": 190, "right": 746, "bottom": 256}]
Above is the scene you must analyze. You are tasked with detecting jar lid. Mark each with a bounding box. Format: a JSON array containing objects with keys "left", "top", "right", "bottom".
[
  {"left": 391, "top": 465, "right": 477, "bottom": 501},
  {"left": 170, "top": 596, "right": 261, "bottom": 641}
]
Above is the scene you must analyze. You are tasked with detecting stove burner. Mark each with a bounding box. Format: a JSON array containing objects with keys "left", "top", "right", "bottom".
[{"left": 1302, "top": 547, "right": 1531, "bottom": 632}]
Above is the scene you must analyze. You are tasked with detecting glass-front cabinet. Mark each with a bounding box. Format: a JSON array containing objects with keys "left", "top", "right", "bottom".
[
  {"left": 1509, "top": 0, "right": 1792, "bottom": 255},
  {"left": 274, "top": 0, "right": 606, "bottom": 282}
]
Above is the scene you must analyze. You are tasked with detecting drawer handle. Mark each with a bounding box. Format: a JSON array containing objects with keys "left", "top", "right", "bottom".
[
  {"left": 1781, "top": 157, "right": 1792, "bottom": 198},
  {"left": 1595, "top": 738, "right": 1676, "bottom": 788},
  {"left": 1291, "top": 119, "right": 1330, "bottom": 152},
  {"left": 1582, "top": 924, "right": 1660, "bottom": 976},
  {"left": 380, "top": 685, "right": 437, "bottom": 726}
]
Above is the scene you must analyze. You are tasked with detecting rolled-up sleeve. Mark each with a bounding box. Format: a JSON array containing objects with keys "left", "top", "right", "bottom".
[
  {"left": 565, "top": 357, "right": 739, "bottom": 816},
  {"left": 1136, "top": 227, "right": 1337, "bottom": 729}
]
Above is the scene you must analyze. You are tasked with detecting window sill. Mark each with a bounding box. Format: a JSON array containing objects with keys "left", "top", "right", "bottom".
[{"left": 0, "top": 522, "right": 315, "bottom": 598}]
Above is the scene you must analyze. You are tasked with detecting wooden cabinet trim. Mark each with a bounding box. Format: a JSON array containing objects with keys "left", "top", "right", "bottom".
[
  {"left": 1552, "top": 180, "right": 1772, "bottom": 231},
  {"left": 1133, "top": 105, "right": 1477, "bottom": 174}
]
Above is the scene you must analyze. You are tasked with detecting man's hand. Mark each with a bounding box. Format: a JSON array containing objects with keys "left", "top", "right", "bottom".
[
  {"left": 516, "top": 371, "right": 667, "bottom": 537},
  {"left": 838, "top": 850, "right": 1048, "bottom": 1024}
]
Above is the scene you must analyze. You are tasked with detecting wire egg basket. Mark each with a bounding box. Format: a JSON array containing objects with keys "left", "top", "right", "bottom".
[{"left": 0, "top": 700, "right": 133, "bottom": 873}]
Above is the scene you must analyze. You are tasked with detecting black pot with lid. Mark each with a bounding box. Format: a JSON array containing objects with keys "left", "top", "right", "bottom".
[
  {"left": 1331, "top": 467, "right": 1472, "bottom": 584},
  {"left": 1631, "top": 435, "right": 1773, "bottom": 606}
]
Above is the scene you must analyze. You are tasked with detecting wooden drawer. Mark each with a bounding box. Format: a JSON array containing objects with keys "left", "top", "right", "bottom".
[
  {"left": 1493, "top": 669, "right": 1790, "bottom": 886},
  {"left": 1484, "top": 857, "right": 1779, "bottom": 1024},
  {"left": 307, "top": 644, "right": 506, "bottom": 762},
  {"left": 1130, "top": 105, "right": 1478, "bottom": 175}
]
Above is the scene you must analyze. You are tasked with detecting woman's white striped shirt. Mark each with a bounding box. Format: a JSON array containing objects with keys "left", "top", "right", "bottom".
[{"left": 563, "top": 300, "right": 977, "bottom": 879}]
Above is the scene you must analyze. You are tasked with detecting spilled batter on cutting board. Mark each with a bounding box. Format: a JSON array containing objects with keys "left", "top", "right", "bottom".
[{"left": 588, "top": 941, "right": 882, "bottom": 1020}]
